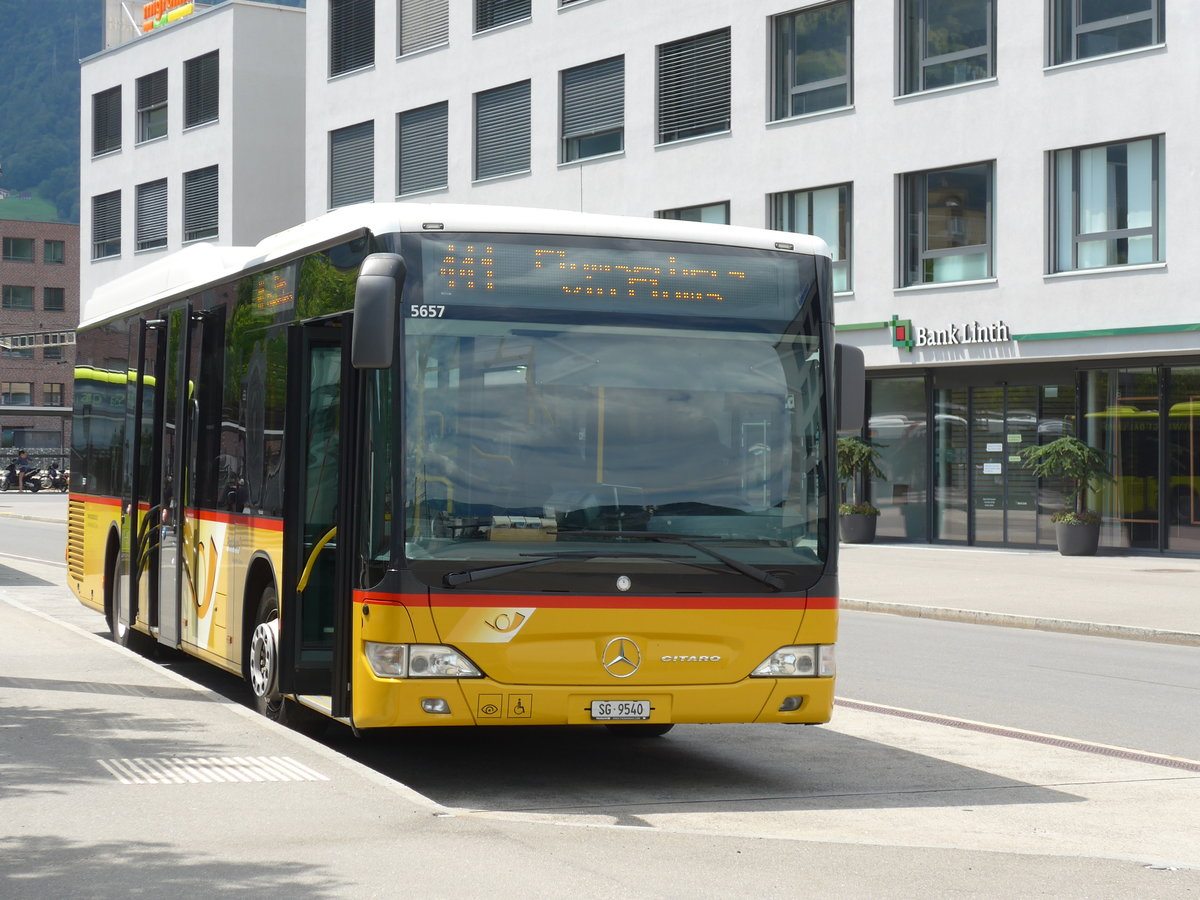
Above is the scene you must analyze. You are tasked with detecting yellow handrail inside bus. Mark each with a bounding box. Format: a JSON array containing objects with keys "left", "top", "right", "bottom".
[{"left": 297, "top": 526, "right": 337, "bottom": 593}]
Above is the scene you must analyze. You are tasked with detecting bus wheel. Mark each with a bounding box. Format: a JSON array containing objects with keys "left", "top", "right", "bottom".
[
  {"left": 248, "top": 588, "right": 326, "bottom": 737},
  {"left": 605, "top": 723, "right": 674, "bottom": 738},
  {"left": 109, "top": 563, "right": 154, "bottom": 654}
]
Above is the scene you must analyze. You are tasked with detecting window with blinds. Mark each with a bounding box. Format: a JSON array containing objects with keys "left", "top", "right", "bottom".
[
  {"left": 475, "top": 81, "right": 531, "bottom": 181},
  {"left": 399, "top": 0, "right": 448, "bottom": 55},
  {"left": 137, "top": 69, "right": 168, "bottom": 143},
  {"left": 183, "top": 166, "right": 219, "bottom": 242},
  {"left": 330, "top": 121, "right": 375, "bottom": 208},
  {"left": 561, "top": 56, "right": 624, "bottom": 163},
  {"left": 475, "top": 0, "right": 530, "bottom": 32},
  {"left": 330, "top": 0, "right": 375, "bottom": 76},
  {"left": 184, "top": 51, "right": 219, "bottom": 128},
  {"left": 136, "top": 179, "right": 169, "bottom": 251},
  {"left": 398, "top": 102, "right": 448, "bottom": 195},
  {"left": 92, "top": 191, "right": 122, "bottom": 259},
  {"left": 92, "top": 86, "right": 122, "bottom": 156},
  {"left": 657, "top": 28, "right": 731, "bottom": 144}
]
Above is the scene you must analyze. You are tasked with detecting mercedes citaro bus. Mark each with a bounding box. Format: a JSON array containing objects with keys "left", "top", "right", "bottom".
[{"left": 68, "top": 202, "right": 863, "bottom": 735}]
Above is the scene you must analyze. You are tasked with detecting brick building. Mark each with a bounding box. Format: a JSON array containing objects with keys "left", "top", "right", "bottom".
[{"left": 0, "top": 218, "right": 78, "bottom": 461}]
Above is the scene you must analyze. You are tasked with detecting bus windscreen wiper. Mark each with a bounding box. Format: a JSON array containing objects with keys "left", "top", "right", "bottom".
[
  {"left": 443, "top": 551, "right": 689, "bottom": 587},
  {"left": 551, "top": 530, "right": 786, "bottom": 592}
]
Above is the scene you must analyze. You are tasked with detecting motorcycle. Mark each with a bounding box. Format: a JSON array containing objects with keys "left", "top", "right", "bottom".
[
  {"left": 47, "top": 463, "right": 69, "bottom": 493},
  {"left": 1, "top": 460, "right": 43, "bottom": 492}
]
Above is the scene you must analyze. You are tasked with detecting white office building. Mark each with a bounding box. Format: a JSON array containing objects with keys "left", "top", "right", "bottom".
[
  {"left": 79, "top": 0, "right": 306, "bottom": 306},
  {"left": 84, "top": 0, "right": 1200, "bottom": 555}
]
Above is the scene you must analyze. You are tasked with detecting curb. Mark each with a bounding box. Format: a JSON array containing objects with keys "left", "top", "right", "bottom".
[
  {"left": 0, "top": 514, "right": 67, "bottom": 525},
  {"left": 841, "top": 597, "right": 1200, "bottom": 647}
]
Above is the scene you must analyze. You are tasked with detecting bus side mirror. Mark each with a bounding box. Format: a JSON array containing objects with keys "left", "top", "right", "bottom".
[
  {"left": 352, "top": 253, "right": 407, "bottom": 369},
  {"left": 835, "top": 343, "right": 865, "bottom": 432}
]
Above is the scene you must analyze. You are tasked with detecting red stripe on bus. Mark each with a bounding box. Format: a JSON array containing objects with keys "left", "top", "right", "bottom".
[
  {"left": 72, "top": 494, "right": 122, "bottom": 507},
  {"left": 354, "top": 591, "right": 837, "bottom": 611},
  {"left": 65, "top": 495, "right": 283, "bottom": 532},
  {"left": 191, "top": 508, "right": 284, "bottom": 531}
]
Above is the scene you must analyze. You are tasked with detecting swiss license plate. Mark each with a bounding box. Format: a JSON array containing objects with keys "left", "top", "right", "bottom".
[{"left": 590, "top": 700, "right": 651, "bottom": 721}]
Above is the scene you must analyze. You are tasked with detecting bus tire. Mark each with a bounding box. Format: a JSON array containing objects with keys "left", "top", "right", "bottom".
[
  {"left": 109, "top": 561, "right": 154, "bottom": 655},
  {"left": 248, "top": 587, "right": 327, "bottom": 737},
  {"left": 605, "top": 723, "right": 674, "bottom": 738}
]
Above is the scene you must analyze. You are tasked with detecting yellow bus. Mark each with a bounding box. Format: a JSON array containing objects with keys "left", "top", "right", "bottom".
[{"left": 69, "top": 203, "right": 861, "bottom": 735}]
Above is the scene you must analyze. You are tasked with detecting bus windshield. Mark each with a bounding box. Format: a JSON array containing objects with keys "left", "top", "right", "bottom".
[{"left": 401, "top": 234, "right": 829, "bottom": 593}]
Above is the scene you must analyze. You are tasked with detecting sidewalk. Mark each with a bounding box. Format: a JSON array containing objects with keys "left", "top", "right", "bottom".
[
  {"left": 6, "top": 493, "right": 1197, "bottom": 644},
  {"left": 841, "top": 542, "right": 1200, "bottom": 646},
  {"left": 0, "top": 488, "right": 69, "bottom": 525}
]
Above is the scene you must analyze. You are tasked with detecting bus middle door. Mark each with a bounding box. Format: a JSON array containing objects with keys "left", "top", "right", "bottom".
[
  {"left": 119, "top": 305, "right": 194, "bottom": 649},
  {"left": 279, "top": 319, "right": 356, "bottom": 718}
]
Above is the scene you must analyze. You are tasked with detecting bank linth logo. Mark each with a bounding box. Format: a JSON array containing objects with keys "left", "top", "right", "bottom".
[{"left": 891, "top": 314, "right": 1012, "bottom": 353}]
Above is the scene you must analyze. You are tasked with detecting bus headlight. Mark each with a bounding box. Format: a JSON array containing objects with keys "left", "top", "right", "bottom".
[
  {"left": 751, "top": 645, "right": 835, "bottom": 678},
  {"left": 365, "top": 642, "right": 483, "bottom": 679}
]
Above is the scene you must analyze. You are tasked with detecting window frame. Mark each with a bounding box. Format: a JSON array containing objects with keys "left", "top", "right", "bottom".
[
  {"left": 2, "top": 285, "right": 34, "bottom": 310},
  {"left": 900, "top": 0, "right": 995, "bottom": 95},
  {"left": 656, "top": 201, "right": 730, "bottom": 224},
  {"left": 1050, "top": 134, "right": 1165, "bottom": 273},
  {"left": 2, "top": 237, "right": 34, "bottom": 262},
  {"left": 772, "top": 1, "right": 853, "bottom": 120},
  {"left": 92, "top": 191, "right": 122, "bottom": 260},
  {"left": 771, "top": 182, "right": 853, "bottom": 292},
  {"left": 474, "top": 80, "right": 532, "bottom": 181},
  {"left": 136, "top": 69, "right": 168, "bottom": 143},
  {"left": 900, "top": 160, "right": 994, "bottom": 287},
  {"left": 183, "top": 166, "right": 219, "bottom": 243},
  {"left": 136, "top": 178, "right": 169, "bottom": 251},
  {"left": 1050, "top": 0, "right": 1164, "bottom": 65},
  {"left": 43, "top": 240, "right": 65, "bottom": 265},
  {"left": 398, "top": 0, "right": 449, "bottom": 56},
  {"left": 184, "top": 51, "right": 219, "bottom": 129},
  {"left": 92, "top": 86, "right": 122, "bottom": 156},
  {"left": 656, "top": 28, "right": 732, "bottom": 144},
  {"left": 475, "top": 0, "right": 531, "bottom": 33},
  {"left": 44, "top": 383, "right": 65, "bottom": 407},
  {"left": 43, "top": 287, "right": 66, "bottom": 312},
  {"left": 329, "top": 120, "right": 376, "bottom": 209},
  {"left": 561, "top": 55, "right": 625, "bottom": 163},
  {"left": 1, "top": 382, "right": 33, "bottom": 406},
  {"left": 330, "top": 0, "right": 375, "bottom": 76},
  {"left": 397, "top": 102, "right": 449, "bottom": 196}
]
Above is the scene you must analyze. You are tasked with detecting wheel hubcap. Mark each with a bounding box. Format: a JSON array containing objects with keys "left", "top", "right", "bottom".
[{"left": 249, "top": 617, "right": 279, "bottom": 699}]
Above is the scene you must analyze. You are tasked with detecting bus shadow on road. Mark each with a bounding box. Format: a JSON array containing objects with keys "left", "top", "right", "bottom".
[
  {"left": 324, "top": 723, "right": 1080, "bottom": 816},
  {"left": 0, "top": 563, "right": 55, "bottom": 587}
]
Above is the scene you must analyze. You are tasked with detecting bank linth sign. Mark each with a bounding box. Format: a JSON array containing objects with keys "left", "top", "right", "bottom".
[{"left": 891, "top": 314, "right": 1012, "bottom": 352}]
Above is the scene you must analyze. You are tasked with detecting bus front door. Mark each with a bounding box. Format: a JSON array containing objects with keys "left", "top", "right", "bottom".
[{"left": 279, "top": 321, "right": 356, "bottom": 717}]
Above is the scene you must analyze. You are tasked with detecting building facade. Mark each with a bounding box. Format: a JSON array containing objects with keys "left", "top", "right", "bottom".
[
  {"left": 0, "top": 218, "right": 78, "bottom": 457},
  {"left": 82, "top": 0, "right": 1200, "bottom": 554},
  {"left": 79, "top": 0, "right": 306, "bottom": 307}
]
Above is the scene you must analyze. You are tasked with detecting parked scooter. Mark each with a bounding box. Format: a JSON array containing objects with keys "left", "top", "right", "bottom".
[
  {"left": 47, "top": 462, "right": 69, "bottom": 492},
  {"left": 1, "top": 459, "right": 43, "bottom": 492}
]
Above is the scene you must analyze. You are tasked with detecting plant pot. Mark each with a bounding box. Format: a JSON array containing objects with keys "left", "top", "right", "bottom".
[
  {"left": 1054, "top": 520, "right": 1100, "bottom": 556},
  {"left": 840, "top": 513, "right": 877, "bottom": 544}
]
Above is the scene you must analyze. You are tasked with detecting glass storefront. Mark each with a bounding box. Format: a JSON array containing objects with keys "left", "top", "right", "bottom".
[
  {"left": 867, "top": 377, "right": 927, "bottom": 541},
  {"left": 863, "top": 362, "right": 1199, "bottom": 555},
  {"left": 1167, "top": 367, "right": 1200, "bottom": 552}
]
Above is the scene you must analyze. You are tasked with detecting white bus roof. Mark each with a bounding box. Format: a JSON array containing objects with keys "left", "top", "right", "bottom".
[{"left": 82, "top": 202, "right": 831, "bottom": 328}]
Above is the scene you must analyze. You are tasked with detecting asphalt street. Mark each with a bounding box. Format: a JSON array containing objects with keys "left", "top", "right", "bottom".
[{"left": 2, "top": 493, "right": 1198, "bottom": 896}]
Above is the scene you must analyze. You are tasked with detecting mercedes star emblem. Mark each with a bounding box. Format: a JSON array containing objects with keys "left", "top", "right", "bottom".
[{"left": 601, "top": 637, "right": 642, "bottom": 678}]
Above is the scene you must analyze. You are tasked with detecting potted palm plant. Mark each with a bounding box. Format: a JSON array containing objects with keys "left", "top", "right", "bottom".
[
  {"left": 837, "top": 436, "right": 885, "bottom": 544},
  {"left": 1018, "top": 435, "right": 1114, "bottom": 556}
]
